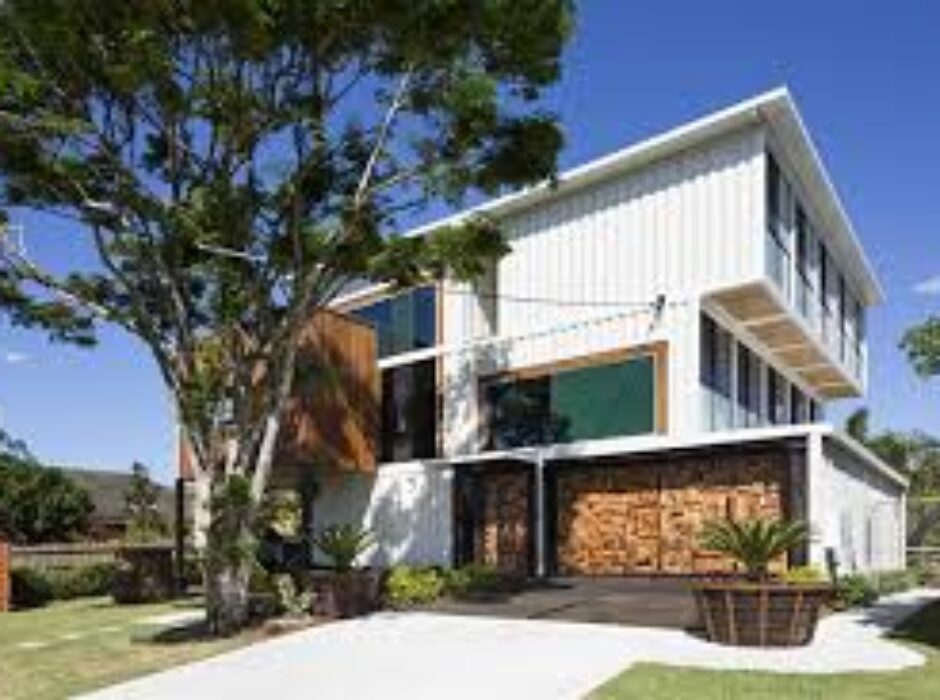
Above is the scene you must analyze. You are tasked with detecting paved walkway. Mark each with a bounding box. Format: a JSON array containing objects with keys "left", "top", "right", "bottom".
[{"left": 80, "top": 589, "right": 940, "bottom": 700}]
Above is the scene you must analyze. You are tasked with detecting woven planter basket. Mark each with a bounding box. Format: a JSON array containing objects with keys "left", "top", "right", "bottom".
[{"left": 693, "top": 580, "right": 832, "bottom": 647}]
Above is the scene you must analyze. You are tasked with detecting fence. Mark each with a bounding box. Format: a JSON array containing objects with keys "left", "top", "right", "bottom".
[
  {"left": 9, "top": 541, "right": 174, "bottom": 570},
  {"left": 0, "top": 541, "right": 9, "bottom": 612}
]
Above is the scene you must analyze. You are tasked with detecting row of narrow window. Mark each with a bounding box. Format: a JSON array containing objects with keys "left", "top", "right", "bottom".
[{"left": 700, "top": 313, "right": 822, "bottom": 432}]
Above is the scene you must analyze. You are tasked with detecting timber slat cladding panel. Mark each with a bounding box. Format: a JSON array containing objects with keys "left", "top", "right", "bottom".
[
  {"left": 479, "top": 471, "right": 530, "bottom": 575},
  {"left": 0, "top": 541, "right": 9, "bottom": 612},
  {"left": 556, "top": 450, "right": 787, "bottom": 576},
  {"left": 178, "top": 310, "right": 378, "bottom": 481},
  {"left": 277, "top": 310, "right": 379, "bottom": 476}
]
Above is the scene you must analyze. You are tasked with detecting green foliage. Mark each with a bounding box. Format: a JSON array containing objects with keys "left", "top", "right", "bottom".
[
  {"left": 872, "top": 569, "right": 919, "bottom": 596},
  {"left": 901, "top": 316, "right": 940, "bottom": 379},
  {"left": 314, "top": 524, "right": 374, "bottom": 573},
  {"left": 833, "top": 573, "right": 879, "bottom": 609},
  {"left": 10, "top": 567, "right": 54, "bottom": 608},
  {"left": 845, "top": 410, "right": 940, "bottom": 547},
  {"left": 0, "top": 447, "right": 93, "bottom": 544},
  {"left": 0, "top": 0, "right": 573, "bottom": 633},
  {"left": 258, "top": 490, "right": 303, "bottom": 539},
  {"left": 123, "top": 462, "right": 167, "bottom": 543},
  {"left": 699, "top": 519, "right": 809, "bottom": 580},
  {"left": 10, "top": 563, "right": 117, "bottom": 608},
  {"left": 783, "top": 565, "right": 828, "bottom": 584},
  {"left": 844, "top": 408, "right": 870, "bottom": 443},
  {"left": 385, "top": 566, "right": 445, "bottom": 608},
  {"left": 206, "top": 475, "right": 257, "bottom": 570},
  {"left": 443, "top": 563, "right": 513, "bottom": 597},
  {"left": 270, "top": 573, "right": 313, "bottom": 617}
]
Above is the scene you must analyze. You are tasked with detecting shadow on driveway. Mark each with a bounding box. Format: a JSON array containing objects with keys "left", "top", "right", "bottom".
[{"left": 425, "top": 576, "right": 700, "bottom": 629}]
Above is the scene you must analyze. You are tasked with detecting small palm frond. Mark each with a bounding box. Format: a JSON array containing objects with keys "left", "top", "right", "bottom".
[{"left": 700, "top": 518, "right": 809, "bottom": 579}]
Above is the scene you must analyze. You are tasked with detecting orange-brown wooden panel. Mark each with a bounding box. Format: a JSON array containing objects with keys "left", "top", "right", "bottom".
[{"left": 178, "top": 309, "right": 378, "bottom": 482}]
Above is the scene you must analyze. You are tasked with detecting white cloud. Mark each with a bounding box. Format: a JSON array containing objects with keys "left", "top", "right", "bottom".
[
  {"left": 914, "top": 275, "right": 940, "bottom": 296},
  {"left": 2, "top": 351, "right": 31, "bottom": 365}
]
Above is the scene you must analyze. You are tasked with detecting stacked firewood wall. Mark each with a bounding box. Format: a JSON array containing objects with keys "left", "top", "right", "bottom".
[{"left": 557, "top": 450, "right": 787, "bottom": 575}]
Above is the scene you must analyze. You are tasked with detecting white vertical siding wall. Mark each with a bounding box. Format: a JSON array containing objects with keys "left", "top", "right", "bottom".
[
  {"left": 441, "top": 127, "right": 766, "bottom": 453},
  {"left": 311, "top": 464, "right": 453, "bottom": 568},
  {"left": 810, "top": 438, "right": 905, "bottom": 573}
]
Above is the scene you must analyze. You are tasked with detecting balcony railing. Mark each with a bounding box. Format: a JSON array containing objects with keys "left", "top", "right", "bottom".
[{"left": 765, "top": 227, "right": 863, "bottom": 383}]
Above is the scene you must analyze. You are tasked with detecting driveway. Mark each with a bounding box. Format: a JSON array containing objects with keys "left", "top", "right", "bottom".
[
  {"left": 80, "top": 589, "right": 940, "bottom": 700},
  {"left": 80, "top": 613, "right": 642, "bottom": 700},
  {"left": 426, "top": 577, "right": 698, "bottom": 628}
]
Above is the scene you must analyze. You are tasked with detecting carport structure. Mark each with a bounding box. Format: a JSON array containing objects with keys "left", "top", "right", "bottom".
[{"left": 449, "top": 424, "right": 907, "bottom": 579}]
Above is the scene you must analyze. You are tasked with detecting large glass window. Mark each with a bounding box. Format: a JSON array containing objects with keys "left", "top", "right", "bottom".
[
  {"left": 352, "top": 286, "right": 437, "bottom": 358},
  {"left": 701, "top": 314, "right": 733, "bottom": 431},
  {"left": 790, "top": 385, "right": 809, "bottom": 424},
  {"left": 766, "top": 367, "right": 789, "bottom": 425},
  {"left": 735, "top": 344, "right": 762, "bottom": 428},
  {"left": 380, "top": 359, "right": 437, "bottom": 461},
  {"left": 484, "top": 354, "right": 657, "bottom": 450}
]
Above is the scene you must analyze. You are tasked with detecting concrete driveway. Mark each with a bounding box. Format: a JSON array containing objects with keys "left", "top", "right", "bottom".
[
  {"left": 80, "top": 613, "right": 641, "bottom": 700},
  {"left": 80, "top": 589, "right": 939, "bottom": 700}
]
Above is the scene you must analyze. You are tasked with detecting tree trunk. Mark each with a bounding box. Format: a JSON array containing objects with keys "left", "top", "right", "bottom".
[
  {"left": 205, "top": 558, "right": 252, "bottom": 636},
  {"left": 202, "top": 473, "right": 258, "bottom": 636}
]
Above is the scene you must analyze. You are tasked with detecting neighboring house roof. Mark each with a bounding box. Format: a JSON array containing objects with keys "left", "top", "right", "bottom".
[
  {"left": 58, "top": 468, "right": 175, "bottom": 524},
  {"left": 336, "top": 86, "right": 883, "bottom": 310}
]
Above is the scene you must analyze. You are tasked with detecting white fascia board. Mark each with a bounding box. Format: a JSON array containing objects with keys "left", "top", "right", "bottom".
[
  {"left": 760, "top": 94, "right": 884, "bottom": 306},
  {"left": 821, "top": 427, "right": 910, "bottom": 489},
  {"left": 393, "top": 424, "right": 906, "bottom": 491}
]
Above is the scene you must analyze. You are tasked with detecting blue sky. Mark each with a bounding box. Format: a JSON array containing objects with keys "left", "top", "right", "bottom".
[{"left": 1, "top": 1, "right": 938, "bottom": 484}]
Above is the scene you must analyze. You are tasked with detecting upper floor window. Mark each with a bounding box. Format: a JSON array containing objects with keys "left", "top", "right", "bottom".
[
  {"left": 483, "top": 351, "right": 658, "bottom": 449},
  {"left": 380, "top": 359, "right": 437, "bottom": 462},
  {"left": 735, "top": 343, "right": 762, "bottom": 428},
  {"left": 351, "top": 286, "right": 437, "bottom": 358},
  {"left": 766, "top": 367, "right": 789, "bottom": 425},
  {"left": 701, "top": 314, "right": 733, "bottom": 431}
]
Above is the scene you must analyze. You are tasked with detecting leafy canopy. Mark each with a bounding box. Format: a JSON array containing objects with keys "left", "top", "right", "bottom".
[
  {"left": 0, "top": 437, "right": 94, "bottom": 543},
  {"left": 124, "top": 462, "right": 168, "bottom": 543},
  {"left": 0, "top": 0, "right": 574, "bottom": 480},
  {"left": 902, "top": 317, "right": 940, "bottom": 379}
]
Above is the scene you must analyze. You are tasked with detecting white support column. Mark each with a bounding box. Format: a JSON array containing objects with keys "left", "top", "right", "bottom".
[
  {"left": 534, "top": 452, "right": 547, "bottom": 578},
  {"left": 806, "top": 429, "right": 826, "bottom": 567}
]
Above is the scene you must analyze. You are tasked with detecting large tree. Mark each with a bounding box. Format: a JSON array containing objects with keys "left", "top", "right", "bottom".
[{"left": 0, "top": 1, "right": 574, "bottom": 632}]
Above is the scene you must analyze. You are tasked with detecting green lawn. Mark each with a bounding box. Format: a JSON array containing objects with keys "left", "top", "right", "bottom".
[
  {"left": 0, "top": 597, "right": 263, "bottom": 700},
  {"left": 591, "top": 600, "right": 940, "bottom": 700}
]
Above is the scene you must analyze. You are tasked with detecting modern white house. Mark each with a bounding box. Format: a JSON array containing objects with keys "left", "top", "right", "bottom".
[{"left": 187, "top": 88, "right": 908, "bottom": 578}]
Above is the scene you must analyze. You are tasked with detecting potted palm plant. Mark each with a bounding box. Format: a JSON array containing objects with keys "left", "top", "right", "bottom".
[
  {"left": 307, "top": 524, "right": 379, "bottom": 618},
  {"left": 692, "top": 518, "right": 831, "bottom": 647}
]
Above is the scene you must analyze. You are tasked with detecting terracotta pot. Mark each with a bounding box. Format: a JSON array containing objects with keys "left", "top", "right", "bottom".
[
  {"left": 692, "top": 580, "right": 832, "bottom": 647},
  {"left": 307, "top": 569, "right": 381, "bottom": 619}
]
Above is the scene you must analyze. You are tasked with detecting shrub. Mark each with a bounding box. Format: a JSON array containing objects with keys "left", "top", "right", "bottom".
[
  {"left": 444, "top": 564, "right": 516, "bottom": 598},
  {"left": 46, "top": 562, "right": 116, "bottom": 599},
  {"left": 315, "top": 524, "right": 374, "bottom": 572},
  {"left": 10, "top": 568, "right": 54, "bottom": 608},
  {"left": 111, "top": 547, "right": 174, "bottom": 604},
  {"left": 9, "top": 563, "right": 117, "bottom": 608},
  {"left": 784, "top": 565, "right": 828, "bottom": 584},
  {"left": 699, "top": 519, "right": 809, "bottom": 580},
  {"left": 833, "top": 573, "right": 879, "bottom": 609},
  {"left": 385, "top": 566, "right": 445, "bottom": 608},
  {"left": 872, "top": 569, "right": 919, "bottom": 596},
  {"left": 272, "top": 573, "right": 313, "bottom": 617}
]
